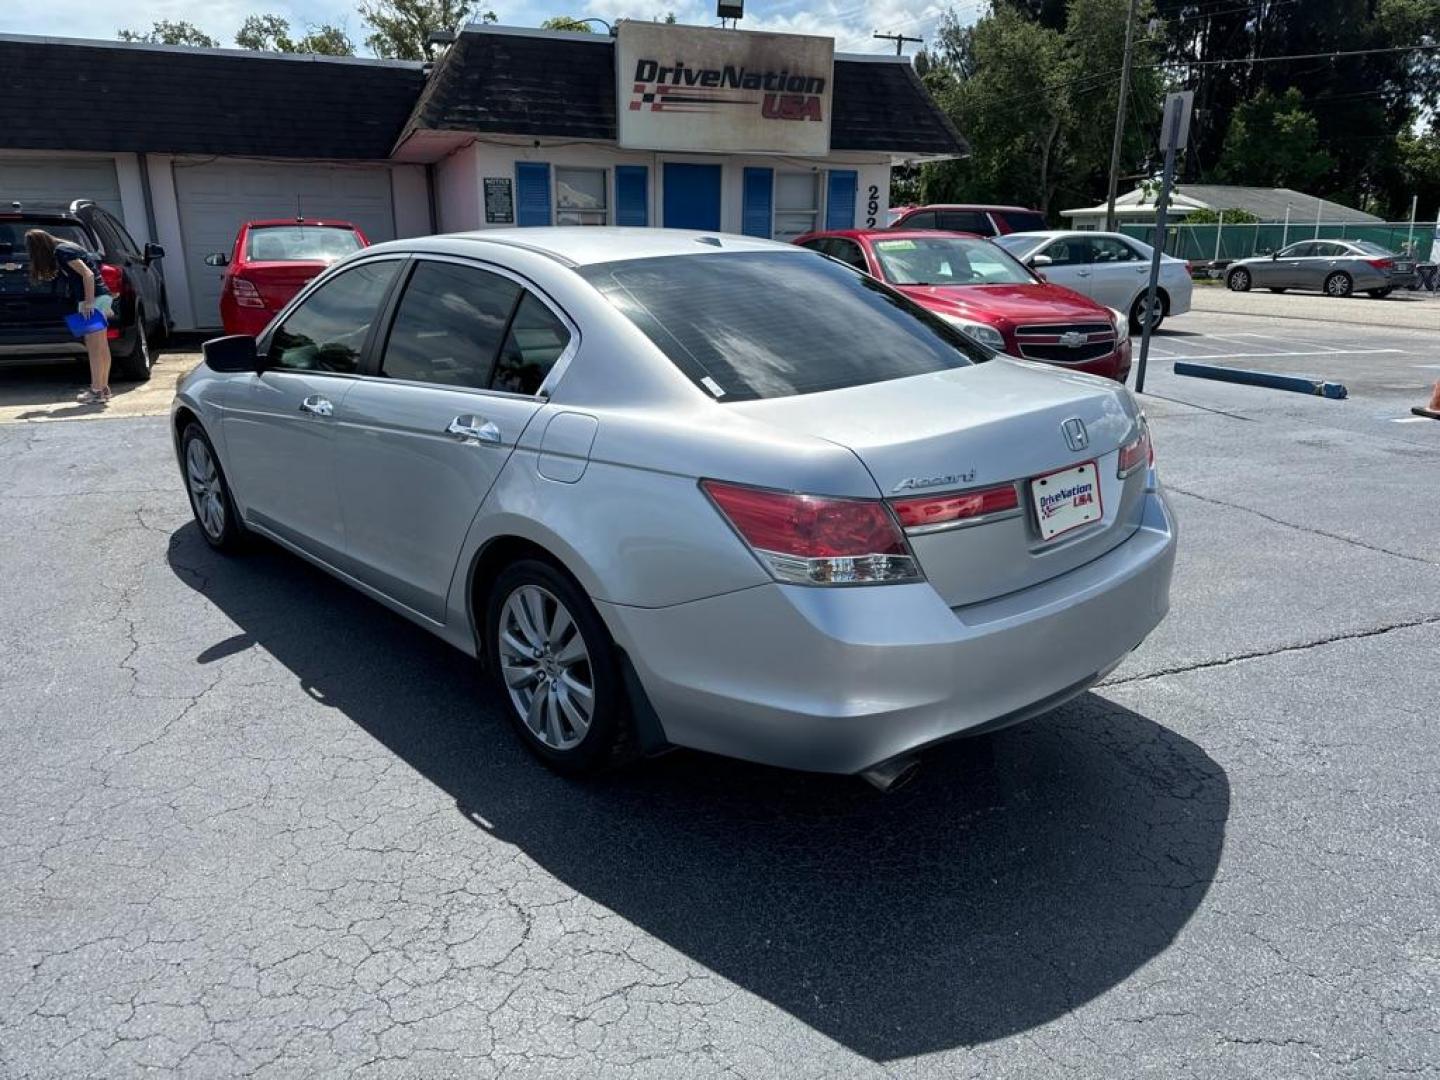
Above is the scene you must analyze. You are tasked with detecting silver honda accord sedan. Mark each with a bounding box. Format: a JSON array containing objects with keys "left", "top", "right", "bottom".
[{"left": 172, "top": 228, "right": 1177, "bottom": 788}]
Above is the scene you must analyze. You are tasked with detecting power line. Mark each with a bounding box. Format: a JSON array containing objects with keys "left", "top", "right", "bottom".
[{"left": 1156, "top": 43, "right": 1440, "bottom": 69}]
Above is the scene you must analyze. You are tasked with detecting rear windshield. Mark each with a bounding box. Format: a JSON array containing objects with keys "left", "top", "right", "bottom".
[
  {"left": 995, "top": 210, "right": 1049, "bottom": 232},
  {"left": 0, "top": 219, "right": 91, "bottom": 259},
  {"left": 1350, "top": 240, "right": 1395, "bottom": 256},
  {"left": 247, "top": 225, "right": 362, "bottom": 262},
  {"left": 578, "top": 250, "right": 982, "bottom": 402},
  {"left": 873, "top": 236, "right": 1034, "bottom": 286}
]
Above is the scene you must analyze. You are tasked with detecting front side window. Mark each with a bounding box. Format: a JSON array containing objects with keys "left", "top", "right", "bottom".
[
  {"left": 899, "top": 210, "right": 937, "bottom": 229},
  {"left": 492, "top": 294, "right": 572, "bottom": 395},
  {"left": 579, "top": 250, "right": 982, "bottom": 403},
  {"left": 92, "top": 210, "right": 139, "bottom": 256},
  {"left": 1039, "top": 238, "right": 1089, "bottom": 266},
  {"left": 269, "top": 261, "right": 400, "bottom": 373},
  {"left": 873, "top": 236, "right": 1034, "bottom": 286},
  {"left": 248, "top": 226, "right": 363, "bottom": 263},
  {"left": 380, "top": 261, "right": 522, "bottom": 389},
  {"left": 773, "top": 172, "right": 819, "bottom": 242},
  {"left": 555, "top": 168, "right": 607, "bottom": 226}
]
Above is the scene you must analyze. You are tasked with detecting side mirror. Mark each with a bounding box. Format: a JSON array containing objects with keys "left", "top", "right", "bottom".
[
  {"left": 143, "top": 242, "right": 165, "bottom": 262},
  {"left": 202, "top": 334, "right": 259, "bottom": 373},
  {"left": 204, "top": 252, "right": 229, "bottom": 268},
  {"left": 1028, "top": 254, "right": 1054, "bottom": 268}
]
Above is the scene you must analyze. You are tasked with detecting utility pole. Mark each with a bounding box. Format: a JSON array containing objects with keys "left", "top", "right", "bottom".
[
  {"left": 1104, "top": 0, "right": 1140, "bottom": 233},
  {"left": 874, "top": 31, "right": 923, "bottom": 56},
  {"left": 1135, "top": 90, "right": 1192, "bottom": 395}
]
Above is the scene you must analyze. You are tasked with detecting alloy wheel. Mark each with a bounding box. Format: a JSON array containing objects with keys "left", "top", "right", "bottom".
[
  {"left": 1135, "top": 294, "right": 1163, "bottom": 328},
  {"left": 497, "top": 584, "right": 594, "bottom": 751},
  {"left": 1229, "top": 270, "right": 1249, "bottom": 291},
  {"left": 185, "top": 437, "right": 225, "bottom": 540}
]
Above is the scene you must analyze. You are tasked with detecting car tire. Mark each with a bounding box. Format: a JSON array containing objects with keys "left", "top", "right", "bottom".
[
  {"left": 181, "top": 422, "right": 245, "bottom": 553},
  {"left": 1324, "top": 271, "right": 1354, "bottom": 298},
  {"left": 1267, "top": 287, "right": 1287, "bottom": 293},
  {"left": 1129, "top": 291, "right": 1166, "bottom": 333},
  {"left": 485, "top": 558, "right": 636, "bottom": 776},
  {"left": 1367, "top": 288, "right": 1392, "bottom": 298},
  {"left": 1227, "top": 268, "right": 1251, "bottom": 292},
  {"left": 112, "top": 304, "right": 153, "bottom": 382}
]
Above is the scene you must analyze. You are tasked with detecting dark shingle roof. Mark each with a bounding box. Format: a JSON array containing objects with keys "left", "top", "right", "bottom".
[
  {"left": 402, "top": 27, "right": 967, "bottom": 158},
  {"left": 0, "top": 35, "right": 425, "bottom": 160}
]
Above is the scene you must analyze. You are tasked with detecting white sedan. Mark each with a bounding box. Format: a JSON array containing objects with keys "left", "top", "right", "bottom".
[{"left": 994, "top": 231, "right": 1193, "bottom": 332}]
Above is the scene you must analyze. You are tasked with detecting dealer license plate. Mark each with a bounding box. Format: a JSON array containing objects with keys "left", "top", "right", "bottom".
[
  {"left": 1395, "top": 262, "right": 1413, "bottom": 273},
  {"left": 1031, "top": 461, "right": 1103, "bottom": 541}
]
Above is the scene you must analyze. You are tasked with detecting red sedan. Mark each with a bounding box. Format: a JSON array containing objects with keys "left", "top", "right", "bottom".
[
  {"left": 206, "top": 219, "right": 368, "bottom": 336},
  {"left": 794, "top": 229, "right": 1132, "bottom": 382}
]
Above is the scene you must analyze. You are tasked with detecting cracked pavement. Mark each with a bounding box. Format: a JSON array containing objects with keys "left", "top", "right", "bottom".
[{"left": 1, "top": 311, "right": 1438, "bottom": 1078}]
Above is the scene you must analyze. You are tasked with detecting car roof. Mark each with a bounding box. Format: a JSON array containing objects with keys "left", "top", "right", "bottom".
[
  {"left": 0, "top": 201, "right": 83, "bottom": 219},
  {"left": 368, "top": 227, "right": 797, "bottom": 267},
  {"left": 901, "top": 204, "right": 1041, "bottom": 213},
  {"left": 802, "top": 229, "right": 986, "bottom": 242},
  {"left": 244, "top": 218, "right": 360, "bottom": 229}
]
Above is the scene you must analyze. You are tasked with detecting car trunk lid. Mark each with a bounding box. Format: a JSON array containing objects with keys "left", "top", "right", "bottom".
[
  {"left": 241, "top": 260, "right": 329, "bottom": 312},
  {"left": 730, "top": 360, "right": 1149, "bottom": 607}
]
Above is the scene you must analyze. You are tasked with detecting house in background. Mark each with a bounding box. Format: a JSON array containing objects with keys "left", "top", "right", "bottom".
[{"left": 1063, "top": 185, "right": 1382, "bottom": 229}]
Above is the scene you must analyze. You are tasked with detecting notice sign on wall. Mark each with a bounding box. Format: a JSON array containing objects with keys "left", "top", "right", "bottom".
[
  {"left": 616, "top": 22, "right": 834, "bottom": 156},
  {"left": 484, "top": 177, "right": 514, "bottom": 224}
]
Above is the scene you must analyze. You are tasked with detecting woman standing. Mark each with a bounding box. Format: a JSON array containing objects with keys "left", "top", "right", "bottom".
[{"left": 25, "top": 229, "right": 113, "bottom": 405}]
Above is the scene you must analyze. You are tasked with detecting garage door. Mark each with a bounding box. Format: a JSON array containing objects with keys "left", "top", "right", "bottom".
[
  {"left": 0, "top": 156, "right": 124, "bottom": 222},
  {"left": 174, "top": 161, "right": 396, "bottom": 328}
]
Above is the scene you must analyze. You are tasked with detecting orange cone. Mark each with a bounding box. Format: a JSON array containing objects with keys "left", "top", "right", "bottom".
[{"left": 1412, "top": 380, "right": 1440, "bottom": 420}]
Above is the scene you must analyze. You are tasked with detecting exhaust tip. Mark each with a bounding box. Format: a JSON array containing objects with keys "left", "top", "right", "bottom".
[{"left": 860, "top": 754, "right": 921, "bottom": 794}]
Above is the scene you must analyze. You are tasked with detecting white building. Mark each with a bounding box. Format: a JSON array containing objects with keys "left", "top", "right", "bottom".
[{"left": 0, "top": 23, "right": 966, "bottom": 330}]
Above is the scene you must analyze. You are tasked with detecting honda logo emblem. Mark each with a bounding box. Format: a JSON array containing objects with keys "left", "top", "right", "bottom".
[{"left": 1062, "top": 417, "right": 1089, "bottom": 452}]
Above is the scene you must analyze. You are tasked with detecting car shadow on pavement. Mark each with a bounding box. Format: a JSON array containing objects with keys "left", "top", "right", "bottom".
[{"left": 167, "top": 523, "right": 1229, "bottom": 1062}]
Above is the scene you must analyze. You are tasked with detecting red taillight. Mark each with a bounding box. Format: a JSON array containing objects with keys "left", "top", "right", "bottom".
[
  {"left": 99, "top": 263, "right": 124, "bottom": 294},
  {"left": 231, "top": 277, "right": 266, "bottom": 308},
  {"left": 1184, "top": 261, "right": 1194, "bottom": 277},
  {"left": 1366, "top": 257, "right": 1393, "bottom": 270},
  {"left": 1118, "top": 423, "right": 1152, "bottom": 478},
  {"left": 890, "top": 483, "right": 1020, "bottom": 531},
  {"left": 700, "top": 480, "right": 920, "bottom": 585}
]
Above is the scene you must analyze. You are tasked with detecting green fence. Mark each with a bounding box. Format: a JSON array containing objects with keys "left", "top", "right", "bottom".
[{"left": 1118, "top": 221, "right": 1437, "bottom": 262}]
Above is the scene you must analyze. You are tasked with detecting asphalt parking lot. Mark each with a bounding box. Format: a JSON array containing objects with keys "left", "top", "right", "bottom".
[{"left": 1, "top": 300, "right": 1438, "bottom": 1078}]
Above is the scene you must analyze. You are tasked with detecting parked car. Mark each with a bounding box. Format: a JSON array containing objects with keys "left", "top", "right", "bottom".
[
  {"left": 993, "top": 231, "right": 1194, "bottom": 332},
  {"left": 795, "top": 228, "right": 1133, "bottom": 382},
  {"left": 0, "top": 199, "right": 169, "bottom": 380},
  {"left": 1224, "top": 239, "right": 1417, "bottom": 298},
  {"left": 207, "top": 218, "right": 368, "bottom": 336},
  {"left": 174, "top": 228, "right": 1176, "bottom": 789},
  {"left": 889, "top": 204, "right": 1050, "bottom": 237}
]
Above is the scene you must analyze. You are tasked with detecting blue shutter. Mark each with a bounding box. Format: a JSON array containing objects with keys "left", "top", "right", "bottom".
[
  {"left": 825, "top": 170, "right": 858, "bottom": 230},
  {"left": 741, "top": 167, "right": 773, "bottom": 238},
  {"left": 515, "top": 162, "right": 551, "bottom": 227},
  {"left": 615, "top": 165, "right": 648, "bottom": 227}
]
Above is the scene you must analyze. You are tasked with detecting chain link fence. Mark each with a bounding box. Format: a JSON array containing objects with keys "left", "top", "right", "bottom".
[{"left": 1118, "top": 221, "right": 1438, "bottom": 263}]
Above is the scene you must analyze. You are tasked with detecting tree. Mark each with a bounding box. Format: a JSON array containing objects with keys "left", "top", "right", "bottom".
[
  {"left": 235, "top": 14, "right": 355, "bottom": 55},
  {"left": 1212, "top": 89, "right": 1333, "bottom": 191},
  {"left": 919, "top": 0, "right": 1162, "bottom": 215},
  {"left": 540, "top": 16, "right": 595, "bottom": 31},
  {"left": 118, "top": 20, "right": 219, "bottom": 47},
  {"left": 359, "top": 0, "right": 496, "bottom": 60}
]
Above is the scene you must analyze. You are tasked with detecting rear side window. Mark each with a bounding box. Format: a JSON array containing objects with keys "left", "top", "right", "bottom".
[
  {"left": 380, "top": 261, "right": 521, "bottom": 389},
  {"left": 492, "top": 295, "right": 571, "bottom": 395},
  {"left": 938, "top": 210, "right": 995, "bottom": 236},
  {"left": 899, "top": 211, "right": 936, "bottom": 229},
  {"left": 269, "top": 260, "right": 400, "bottom": 373},
  {"left": 248, "top": 226, "right": 363, "bottom": 262},
  {"left": 995, "top": 211, "right": 1048, "bottom": 232},
  {"left": 579, "top": 250, "right": 981, "bottom": 403}
]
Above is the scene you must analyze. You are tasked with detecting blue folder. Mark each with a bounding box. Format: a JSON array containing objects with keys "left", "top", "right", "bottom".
[{"left": 64, "top": 309, "right": 108, "bottom": 337}]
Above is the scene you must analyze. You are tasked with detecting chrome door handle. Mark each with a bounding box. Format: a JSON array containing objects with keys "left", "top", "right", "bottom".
[
  {"left": 299, "top": 395, "right": 333, "bottom": 417},
  {"left": 1076, "top": 269, "right": 1091, "bottom": 277},
  {"left": 445, "top": 415, "right": 501, "bottom": 445}
]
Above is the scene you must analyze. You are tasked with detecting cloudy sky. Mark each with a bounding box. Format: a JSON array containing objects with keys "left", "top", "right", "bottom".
[{"left": 0, "top": 0, "right": 970, "bottom": 57}]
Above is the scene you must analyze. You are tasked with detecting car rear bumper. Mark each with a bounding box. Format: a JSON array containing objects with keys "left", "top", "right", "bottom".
[
  {"left": 0, "top": 331, "right": 87, "bottom": 362},
  {"left": 602, "top": 483, "right": 1177, "bottom": 774}
]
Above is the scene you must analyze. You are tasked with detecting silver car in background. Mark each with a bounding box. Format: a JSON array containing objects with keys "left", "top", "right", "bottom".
[
  {"left": 172, "top": 228, "right": 1177, "bottom": 789},
  {"left": 994, "top": 230, "right": 1193, "bottom": 332},
  {"left": 1226, "top": 239, "right": 1417, "bottom": 297}
]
